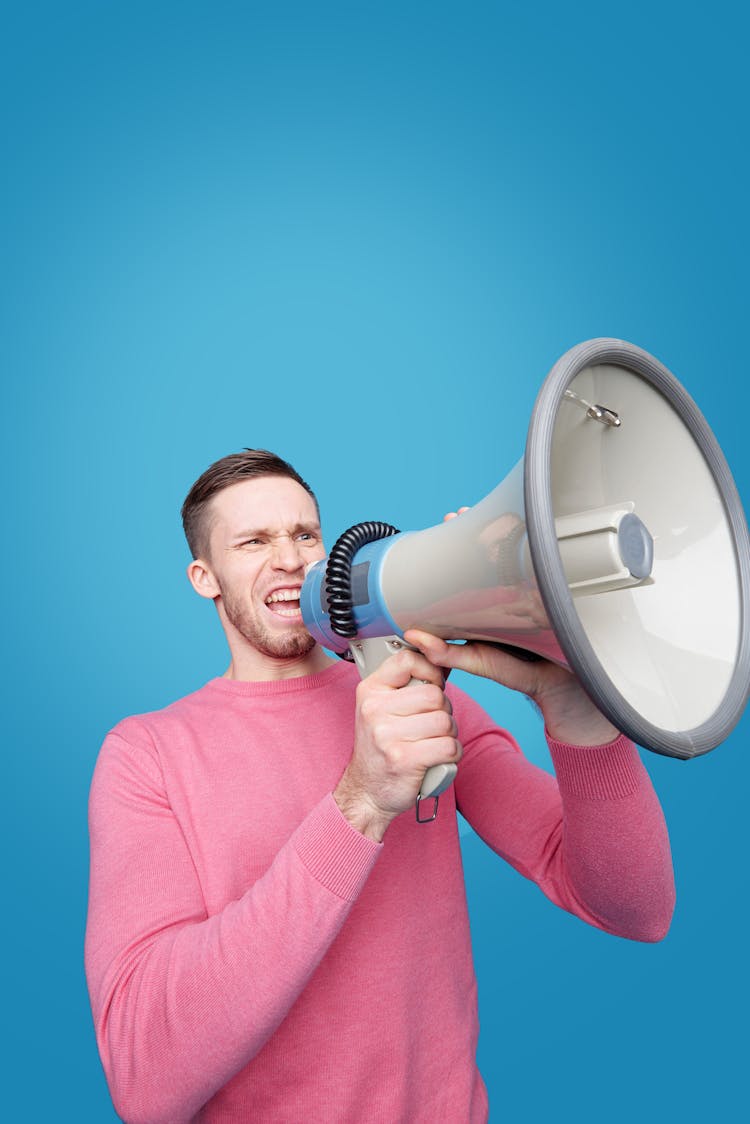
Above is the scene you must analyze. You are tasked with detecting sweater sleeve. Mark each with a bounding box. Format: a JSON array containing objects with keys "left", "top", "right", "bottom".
[
  {"left": 450, "top": 689, "right": 675, "bottom": 943},
  {"left": 84, "top": 729, "right": 381, "bottom": 1124}
]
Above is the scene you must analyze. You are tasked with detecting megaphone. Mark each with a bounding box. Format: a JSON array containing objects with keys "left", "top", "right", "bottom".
[{"left": 302, "top": 339, "right": 750, "bottom": 808}]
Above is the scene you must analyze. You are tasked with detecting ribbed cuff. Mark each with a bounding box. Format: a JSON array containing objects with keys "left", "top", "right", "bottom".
[
  {"left": 293, "top": 794, "right": 382, "bottom": 901},
  {"left": 546, "top": 733, "right": 644, "bottom": 800}
]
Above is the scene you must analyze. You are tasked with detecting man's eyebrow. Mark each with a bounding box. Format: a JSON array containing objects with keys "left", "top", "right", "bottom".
[
  {"left": 230, "top": 521, "right": 321, "bottom": 541},
  {"left": 291, "top": 521, "right": 322, "bottom": 535}
]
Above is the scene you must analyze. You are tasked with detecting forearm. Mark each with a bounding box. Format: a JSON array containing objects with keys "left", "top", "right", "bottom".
[
  {"left": 87, "top": 793, "right": 380, "bottom": 1124},
  {"left": 454, "top": 701, "right": 675, "bottom": 943},
  {"left": 542, "top": 734, "right": 675, "bottom": 941},
  {"left": 403, "top": 630, "right": 676, "bottom": 939}
]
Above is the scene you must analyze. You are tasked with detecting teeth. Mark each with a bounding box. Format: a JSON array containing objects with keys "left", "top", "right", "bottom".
[{"left": 265, "top": 589, "right": 301, "bottom": 604}]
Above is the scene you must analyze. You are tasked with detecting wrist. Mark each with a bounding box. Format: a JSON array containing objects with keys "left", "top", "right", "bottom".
[
  {"left": 537, "top": 683, "right": 620, "bottom": 747},
  {"left": 333, "top": 778, "right": 394, "bottom": 843},
  {"left": 544, "top": 717, "right": 620, "bottom": 747}
]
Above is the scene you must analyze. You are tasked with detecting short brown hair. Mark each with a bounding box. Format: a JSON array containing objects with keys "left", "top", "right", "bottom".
[{"left": 181, "top": 449, "right": 319, "bottom": 560}]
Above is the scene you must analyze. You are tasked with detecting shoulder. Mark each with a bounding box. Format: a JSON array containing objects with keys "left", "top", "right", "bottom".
[
  {"left": 95, "top": 682, "right": 215, "bottom": 777},
  {"left": 107, "top": 680, "right": 216, "bottom": 740}
]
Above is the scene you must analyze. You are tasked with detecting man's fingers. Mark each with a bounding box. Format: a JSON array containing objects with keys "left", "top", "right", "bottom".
[
  {"left": 381, "top": 730, "right": 463, "bottom": 776},
  {"left": 369, "top": 647, "right": 445, "bottom": 689},
  {"left": 404, "top": 629, "right": 541, "bottom": 692},
  {"left": 358, "top": 679, "right": 445, "bottom": 718},
  {"left": 403, "top": 629, "right": 457, "bottom": 668},
  {"left": 391, "top": 707, "right": 459, "bottom": 743}
]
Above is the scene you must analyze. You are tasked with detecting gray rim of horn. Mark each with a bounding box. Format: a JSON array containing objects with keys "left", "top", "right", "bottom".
[{"left": 524, "top": 337, "right": 750, "bottom": 759}]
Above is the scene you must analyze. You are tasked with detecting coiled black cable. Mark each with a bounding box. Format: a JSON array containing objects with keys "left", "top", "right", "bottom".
[{"left": 325, "top": 521, "right": 400, "bottom": 640}]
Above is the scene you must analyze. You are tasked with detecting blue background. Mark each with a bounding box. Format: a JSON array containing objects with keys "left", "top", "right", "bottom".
[{"left": 3, "top": 2, "right": 747, "bottom": 1120}]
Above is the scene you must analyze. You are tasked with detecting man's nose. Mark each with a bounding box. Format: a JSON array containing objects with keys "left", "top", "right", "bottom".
[{"left": 271, "top": 538, "right": 304, "bottom": 570}]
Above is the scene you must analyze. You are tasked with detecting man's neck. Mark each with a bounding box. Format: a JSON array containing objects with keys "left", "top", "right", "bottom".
[{"left": 222, "top": 644, "right": 335, "bottom": 682}]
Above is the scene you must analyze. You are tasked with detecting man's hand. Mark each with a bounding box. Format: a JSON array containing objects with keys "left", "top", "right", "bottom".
[
  {"left": 404, "top": 628, "right": 620, "bottom": 749},
  {"left": 334, "top": 649, "right": 462, "bottom": 841}
]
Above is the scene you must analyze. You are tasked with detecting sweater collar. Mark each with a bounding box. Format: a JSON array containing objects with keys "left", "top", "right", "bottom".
[{"left": 204, "top": 659, "right": 356, "bottom": 697}]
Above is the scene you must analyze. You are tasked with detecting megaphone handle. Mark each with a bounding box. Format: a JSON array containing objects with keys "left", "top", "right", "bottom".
[{"left": 347, "top": 636, "right": 459, "bottom": 823}]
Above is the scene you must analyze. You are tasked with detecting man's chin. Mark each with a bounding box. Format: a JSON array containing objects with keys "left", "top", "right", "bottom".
[
  {"left": 222, "top": 597, "right": 317, "bottom": 661},
  {"left": 260, "top": 630, "right": 317, "bottom": 660}
]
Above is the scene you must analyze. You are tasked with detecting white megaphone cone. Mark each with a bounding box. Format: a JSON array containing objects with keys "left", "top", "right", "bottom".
[{"left": 301, "top": 339, "right": 750, "bottom": 816}]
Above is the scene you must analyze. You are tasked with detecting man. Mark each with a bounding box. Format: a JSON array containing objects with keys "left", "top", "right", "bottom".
[{"left": 85, "top": 449, "right": 675, "bottom": 1124}]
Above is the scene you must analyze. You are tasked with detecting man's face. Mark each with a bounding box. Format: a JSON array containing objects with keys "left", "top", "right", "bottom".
[{"left": 203, "top": 475, "right": 326, "bottom": 661}]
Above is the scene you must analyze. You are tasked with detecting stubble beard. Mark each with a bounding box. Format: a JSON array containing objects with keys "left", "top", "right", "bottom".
[{"left": 221, "top": 586, "right": 316, "bottom": 661}]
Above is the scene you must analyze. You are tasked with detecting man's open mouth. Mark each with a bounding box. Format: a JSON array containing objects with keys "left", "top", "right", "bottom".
[{"left": 265, "top": 589, "right": 302, "bottom": 617}]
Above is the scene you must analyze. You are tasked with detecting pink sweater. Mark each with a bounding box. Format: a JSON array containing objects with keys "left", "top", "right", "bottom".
[{"left": 85, "top": 661, "right": 674, "bottom": 1124}]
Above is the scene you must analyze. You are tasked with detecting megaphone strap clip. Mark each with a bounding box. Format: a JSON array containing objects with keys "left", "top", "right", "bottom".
[
  {"left": 415, "top": 794, "right": 440, "bottom": 824},
  {"left": 564, "top": 388, "right": 621, "bottom": 427}
]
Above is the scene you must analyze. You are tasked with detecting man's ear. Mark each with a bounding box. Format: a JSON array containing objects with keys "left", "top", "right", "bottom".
[{"left": 187, "top": 558, "right": 221, "bottom": 601}]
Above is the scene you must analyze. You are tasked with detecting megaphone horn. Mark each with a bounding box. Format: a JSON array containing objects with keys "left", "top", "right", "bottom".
[{"left": 301, "top": 338, "right": 750, "bottom": 778}]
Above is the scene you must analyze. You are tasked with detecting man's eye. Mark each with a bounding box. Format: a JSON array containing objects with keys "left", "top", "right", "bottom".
[{"left": 297, "top": 533, "right": 316, "bottom": 542}]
